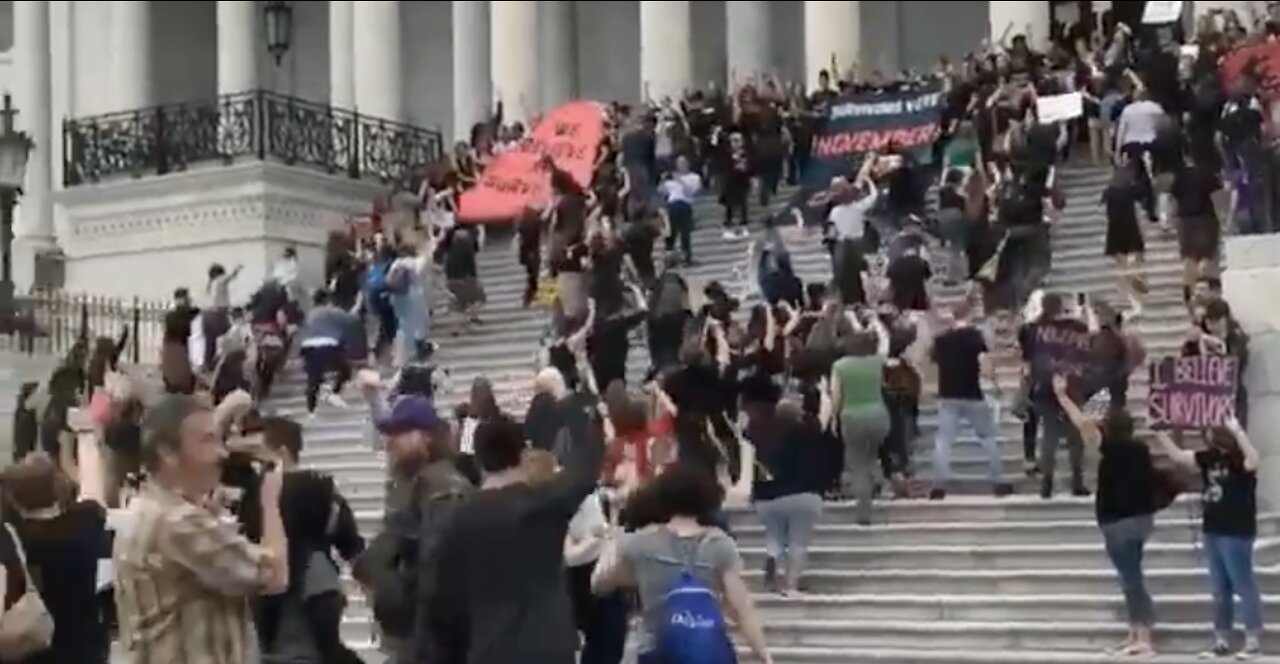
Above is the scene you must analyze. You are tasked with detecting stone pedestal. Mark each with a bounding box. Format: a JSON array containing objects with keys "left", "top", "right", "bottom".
[
  {"left": 53, "top": 163, "right": 383, "bottom": 303},
  {"left": 1222, "top": 233, "right": 1280, "bottom": 510}
]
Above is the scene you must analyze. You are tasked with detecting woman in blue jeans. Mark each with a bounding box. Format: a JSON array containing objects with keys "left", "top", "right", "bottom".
[
  {"left": 1156, "top": 417, "right": 1264, "bottom": 659},
  {"left": 1054, "top": 376, "right": 1157, "bottom": 656},
  {"left": 744, "top": 378, "right": 827, "bottom": 596}
]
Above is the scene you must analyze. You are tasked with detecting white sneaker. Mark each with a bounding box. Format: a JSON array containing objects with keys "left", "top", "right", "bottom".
[
  {"left": 722, "top": 230, "right": 737, "bottom": 241},
  {"left": 325, "top": 392, "right": 350, "bottom": 409}
]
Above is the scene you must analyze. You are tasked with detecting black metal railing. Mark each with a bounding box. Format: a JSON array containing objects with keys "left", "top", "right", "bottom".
[
  {"left": 62, "top": 90, "right": 444, "bottom": 188},
  {"left": 1, "top": 291, "right": 169, "bottom": 365}
]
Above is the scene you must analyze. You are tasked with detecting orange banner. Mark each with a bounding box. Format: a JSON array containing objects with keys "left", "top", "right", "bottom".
[{"left": 458, "top": 101, "right": 606, "bottom": 223}]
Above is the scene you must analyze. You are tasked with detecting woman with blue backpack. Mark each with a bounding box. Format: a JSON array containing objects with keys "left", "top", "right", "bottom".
[
  {"left": 363, "top": 242, "right": 399, "bottom": 360},
  {"left": 592, "top": 463, "right": 773, "bottom": 664}
]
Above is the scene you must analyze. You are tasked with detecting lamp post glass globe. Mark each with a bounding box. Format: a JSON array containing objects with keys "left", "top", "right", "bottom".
[
  {"left": 0, "top": 132, "right": 31, "bottom": 191},
  {"left": 264, "top": 1, "right": 293, "bottom": 65}
]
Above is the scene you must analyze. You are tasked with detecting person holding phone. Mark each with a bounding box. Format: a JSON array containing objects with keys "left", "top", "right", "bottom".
[
  {"left": 113, "top": 394, "right": 289, "bottom": 664},
  {"left": 0, "top": 401, "right": 111, "bottom": 664}
]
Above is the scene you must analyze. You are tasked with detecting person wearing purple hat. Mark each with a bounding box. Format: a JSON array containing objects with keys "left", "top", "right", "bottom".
[{"left": 353, "top": 394, "right": 473, "bottom": 664}]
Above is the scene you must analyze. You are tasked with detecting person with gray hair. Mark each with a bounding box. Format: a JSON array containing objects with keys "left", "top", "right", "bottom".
[{"left": 113, "top": 393, "right": 289, "bottom": 664}]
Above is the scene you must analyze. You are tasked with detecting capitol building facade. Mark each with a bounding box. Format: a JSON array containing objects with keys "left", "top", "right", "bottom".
[{"left": 0, "top": 0, "right": 1244, "bottom": 300}]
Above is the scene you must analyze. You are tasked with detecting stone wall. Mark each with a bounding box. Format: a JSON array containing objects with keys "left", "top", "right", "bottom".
[
  {"left": 54, "top": 162, "right": 384, "bottom": 303},
  {"left": 1222, "top": 234, "right": 1280, "bottom": 510}
]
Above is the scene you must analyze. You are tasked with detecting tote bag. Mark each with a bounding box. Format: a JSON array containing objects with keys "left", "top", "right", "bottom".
[{"left": 0, "top": 523, "right": 54, "bottom": 660}]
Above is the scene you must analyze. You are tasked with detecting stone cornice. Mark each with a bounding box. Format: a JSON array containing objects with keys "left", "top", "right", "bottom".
[
  {"left": 55, "top": 161, "right": 384, "bottom": 208},
  {"left": 55, "top": 162, "right": 386, "bottom": 258}
]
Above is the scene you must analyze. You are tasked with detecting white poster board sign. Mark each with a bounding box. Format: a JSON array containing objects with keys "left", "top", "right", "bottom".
[
  {"left": 1143, "top": 0, "right": 1183, "bottom": 24},
  {"left": 1036, "top": 92, "right": 1084, "bottom": 124}
]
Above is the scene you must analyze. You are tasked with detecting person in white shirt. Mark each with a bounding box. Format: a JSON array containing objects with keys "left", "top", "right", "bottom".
[
  {"left": 534, "top": 452, "right": 626, "bottom": 664},
  {"left": 660, "top": 155, "right": 703, "bottom": 266},
  {"left": 1115, "top": 84, "right": 1165, "bottom": 223},
  {"left": 827, "top": 153, "right": 879, "bottom": 306},
  {"left": 271, "top": 248, "right": 306, "bottom": 312}
]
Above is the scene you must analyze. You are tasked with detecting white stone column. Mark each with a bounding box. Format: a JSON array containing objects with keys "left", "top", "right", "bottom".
[
  {"left": 726, "top": 0, "right": 771, "bottom": 83},
  {"left": 217, "top": 1, "right": 259, "bottom": 94},
  {"left": 109, "top": 0, "right": 152, "bottom": 112},
  {"left": 352, "top": 1, "right": 405, "bottom": 122},
  {"left": 640, "top": 0, "right": 692, "bottom": 102},
  {"left": 14, "top": 0, "right": 56, "bottom": 286},
  {"left": 330, "top": 0, "right": 355, "bottom": 109},
  {"left": 539, "top": 0, "right": 575, "bottom": 110},
  {"left": 453, "top": 0, "right": 491, "bottom": 142},
  {"left": 491, "top": 0, "right": 540, "bottom": 123},
  {"left": 804, "top": 1, "right": 859, "bottom": 91},
  {"left": 987, "top": 0, "right": 1052, "bottom": 52}
]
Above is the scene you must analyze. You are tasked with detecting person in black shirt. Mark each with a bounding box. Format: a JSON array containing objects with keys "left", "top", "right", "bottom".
[
  {"left": 586, "top": 283, "right": 648, "bottom": 391},
  {"left": 886, "top": 244, "right": 932, "bottom": 312},
  {"left": 440, "top": 226, "right": 486, "bottom": 325},
  {"left": 1054, "top": 380, "right": 1157, "bottom": 657},
  {"left": 719, "top": 131, "right": 753, "bottom": 238},
  {"left": 255, "top": 417, "right": 365, "bottom": 664},
  {"left": 809, "top": 69, "right": 839, "bottom": 111},
  {"left": 1155, "top": 418, "right": 1263, "bottom": 659},
  {"left": 1027, "top": 294, "right": 1092, "bottom": 498},
  {"left": 928, "top": 309, "right": 1011, "bottom": 500},
  {"left": 1173, "top": 159, "right": 1222, "bottom": 282},
  {"left": 162, "top": 288, "right": 199, "bottom": 347},
  {"left": 427, "top": 405, "right": 605, "bottom": 664},
  {"left": 1103, "top": 164, "right": 1145, "bottom": 266},
  {"left": 0, "top": 412, "right": 111, "bottom": 664},
  {"left": 517, "top": 207, "right": 545, "bottom": 307}
]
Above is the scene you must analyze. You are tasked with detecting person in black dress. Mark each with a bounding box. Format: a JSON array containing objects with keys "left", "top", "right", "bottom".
[{"left": 1103, "top": 164, "right": 1146, "bottom": 273}]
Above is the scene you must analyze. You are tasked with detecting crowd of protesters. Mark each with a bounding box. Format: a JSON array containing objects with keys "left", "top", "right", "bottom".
[{"left": 0, "top": 5, "right": 1275, "bottom": 663}]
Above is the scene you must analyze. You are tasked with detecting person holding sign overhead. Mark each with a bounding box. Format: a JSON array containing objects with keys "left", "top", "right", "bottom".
[
  {"left": 1154, "top": 418, "right": 1263, "bottom": 660},
  {"left": 1026, "top": 293, "right": 1093, "bottom": 498},
  {"left": 1052, "top": 374, "right": 1158, "bottom": 658}
]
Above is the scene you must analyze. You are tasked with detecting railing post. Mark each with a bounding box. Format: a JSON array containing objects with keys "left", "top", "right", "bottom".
[
  {"left": 349, "top": 111, "right": 361, "bottom": 179},
  {"left": 131, "top": 297, "right": 141, "bottom": 364},
  {"left": 61, "top": 119, "right": 72, "bottom": 187},
  {"left": 154, "top": 107, "right": 169, "bottom": 176},
  {"left": 256, "top": 90, "right": 267, "bottom": 161},
  {"left": 78, "top": 297, "right": 88, "bottom": 345}
]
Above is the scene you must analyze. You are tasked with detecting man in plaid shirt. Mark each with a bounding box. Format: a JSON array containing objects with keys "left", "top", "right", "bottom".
[{"left": 113, "top": 394, "right": 289, "bottom": 664}]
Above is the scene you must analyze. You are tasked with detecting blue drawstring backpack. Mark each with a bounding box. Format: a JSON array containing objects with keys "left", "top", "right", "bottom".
[
  {"left": 364, "top": 261, "right": 391, "bottom": 297},
  {"left": 653, "top": 534, "right": 738, "bottom": 664}
]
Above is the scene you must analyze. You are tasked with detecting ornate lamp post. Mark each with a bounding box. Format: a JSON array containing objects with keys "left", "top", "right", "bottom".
[
  {"left": 0, "top": 94, "right": 32, "bottom": 333},
  {"left": 264, "top": 1, "right": 293, "bottom": 65}
]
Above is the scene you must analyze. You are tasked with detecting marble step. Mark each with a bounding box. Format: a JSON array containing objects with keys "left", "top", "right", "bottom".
[
  {"left": 751, "top": 592, "right": 1280, "bottom": 626},
  {"left": 730, "top": 538, "right": 1280, "bottom": 572},
  {"left": 727, "top": 514, "right": 1280, "bottom": 549},
  {"left": 720, "top": 646, "right": 1280, "bottom": 664},
  {"left": 731, "top": 564, "right": 1280, "bottom": 597},
  {"left": 745, "top": 621, "right": 1277, "bottom": 657},
  {"left": 333, "top": 613, "right": 1275, "bottom": 660}
]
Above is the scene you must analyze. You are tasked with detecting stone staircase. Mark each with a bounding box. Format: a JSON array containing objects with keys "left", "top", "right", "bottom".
[{"left": 264, "top": 165, "right": 1279, "bottom": 662}]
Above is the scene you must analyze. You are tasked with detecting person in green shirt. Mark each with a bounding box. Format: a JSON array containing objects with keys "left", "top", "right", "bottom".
[
  {"left": 942, "top": 121, "right": 981, "bottom": 174},
  {"left": 829, "top": 327, "right": 890, "bottom": 525}
]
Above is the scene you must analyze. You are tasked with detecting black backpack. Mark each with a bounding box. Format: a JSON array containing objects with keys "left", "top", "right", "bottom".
[{"left": 354, "top": 477, "right": 469, "bottom": 639}]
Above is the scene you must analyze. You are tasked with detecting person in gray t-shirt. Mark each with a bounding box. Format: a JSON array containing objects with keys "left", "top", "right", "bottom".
[
  {"left": 621, "top": 526, "right": 739, "bottom": 652},
  {"left": 592, "top": 464, "right": 774, "bottom": 663}
]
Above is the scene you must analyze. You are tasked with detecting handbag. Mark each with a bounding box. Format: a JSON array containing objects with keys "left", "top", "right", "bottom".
[{"left": 0, "top": 523, "right": 54, "bottom": 659}]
